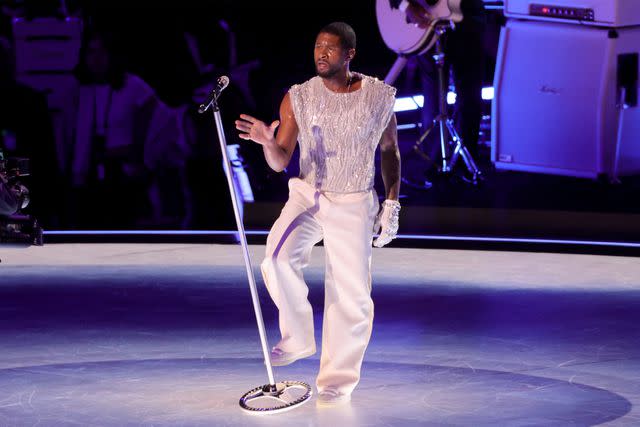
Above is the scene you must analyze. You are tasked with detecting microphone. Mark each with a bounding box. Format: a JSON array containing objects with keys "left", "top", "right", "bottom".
[{"left": 198, "top": 75, "right": 230, "bottom": 113}]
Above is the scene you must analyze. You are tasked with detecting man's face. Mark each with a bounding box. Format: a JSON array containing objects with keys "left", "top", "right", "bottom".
[{"left": 314, "top": 32, "right": 353, "bottom": 78}]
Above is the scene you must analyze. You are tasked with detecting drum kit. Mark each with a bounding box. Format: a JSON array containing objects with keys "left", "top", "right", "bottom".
[{"left": 376, "top": 0, "right": 483, "bottom": 185}]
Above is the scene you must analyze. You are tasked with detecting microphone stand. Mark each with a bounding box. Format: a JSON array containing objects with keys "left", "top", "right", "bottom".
[{"left": 200, "top": 83, "right": 312, "bottom": 414}]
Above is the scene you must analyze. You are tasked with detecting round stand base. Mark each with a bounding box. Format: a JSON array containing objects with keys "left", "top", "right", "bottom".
[{"left": 239, "top": 381, "right": 312, "bottom": 414}]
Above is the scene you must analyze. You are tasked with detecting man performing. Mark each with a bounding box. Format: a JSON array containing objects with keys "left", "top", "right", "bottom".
[{"left": 235, "top": 22, "right": 400, "bottom": 406}]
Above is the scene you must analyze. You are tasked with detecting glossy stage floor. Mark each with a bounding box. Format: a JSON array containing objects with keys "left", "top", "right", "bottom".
[{"left": 1, "top": 243, "right": 639, "bottom": 426}]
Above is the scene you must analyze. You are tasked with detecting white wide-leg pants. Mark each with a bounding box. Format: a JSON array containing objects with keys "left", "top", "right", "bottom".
[{"left": 261, "top": 178, "right": 379, "bottom": 395}]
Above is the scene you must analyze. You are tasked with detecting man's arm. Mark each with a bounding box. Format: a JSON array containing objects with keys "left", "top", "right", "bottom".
[
  {"left": 379, "top": 113, "right": 401, "bottom": 201},
  {"left": 235, "top": 92, "right": 298, "bottom": 172},
  {"left": 373, "top": 112, "right": 401, "bottom": 248}
]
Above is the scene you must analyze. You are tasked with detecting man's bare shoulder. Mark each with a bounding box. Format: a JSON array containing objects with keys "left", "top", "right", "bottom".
[
  {"left": 289, "top": 76, "right": 319, "bottom": 94},
  {"left": 358, "top": 73, "right": 397, "bottom": 98}
]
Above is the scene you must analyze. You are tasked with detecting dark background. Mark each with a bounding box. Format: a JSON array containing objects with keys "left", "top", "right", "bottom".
[{"left": 1, "top": 0, "right": 639, "bottom": 242}]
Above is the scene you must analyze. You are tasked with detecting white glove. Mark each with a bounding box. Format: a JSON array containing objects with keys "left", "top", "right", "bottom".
[{"left": 373, "top": 199, "right": 401, "bottom": 248}]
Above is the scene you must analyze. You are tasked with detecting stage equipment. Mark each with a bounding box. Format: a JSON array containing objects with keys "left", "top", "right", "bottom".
[
  {"left": 377, "top": 0, "right": 483, "bottom": 185},
  {"left": 504, "top": 0, "right": 640, "bottom": 27},
  {"left": 492, "top": 0, "right": 640, "bottom": 180},
  {"left": 198, "top": 77, "right": 312, "bottom": 414},
  {"left": 411, "top": 24, "right": 483, "bottom": 184},
  {"left": 377, "top": 0, "right": 462, "bottom": 85},
  {"left": 0, "top": 150, "right": 42, "bottom": 245}
]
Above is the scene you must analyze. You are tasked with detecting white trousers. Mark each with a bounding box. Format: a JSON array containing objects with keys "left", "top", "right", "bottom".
[{"left": 261, "top": 178, "right": 379, "bottom": 395}]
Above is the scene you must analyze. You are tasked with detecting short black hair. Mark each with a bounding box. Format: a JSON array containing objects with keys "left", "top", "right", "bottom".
[{"left": 319, "top": 22, "right": 356, "bottom": 50}]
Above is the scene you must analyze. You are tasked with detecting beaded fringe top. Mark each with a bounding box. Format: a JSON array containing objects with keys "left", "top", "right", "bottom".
[{"left": 289, "top": 73, "right": 396, "bottom": 193}]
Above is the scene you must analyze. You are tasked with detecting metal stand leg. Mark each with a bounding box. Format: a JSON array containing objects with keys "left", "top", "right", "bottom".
[
  {"left": 446, "top": 119, "right": 482, "bottom": 184},
  {"left": 384, "top": 55, "right": 409, "bottom": 85},
  {"left": 384, "top": 53, "right": 435, "bottom": 190},
  {"left": 209, "top": 101, "right": 312, "bottom": 414},
  {"left": 411, "top": 25, "right": 483, "bottom": 185},
  {"left": 611, "top": 88, "right": 627, "bottom": 184}
]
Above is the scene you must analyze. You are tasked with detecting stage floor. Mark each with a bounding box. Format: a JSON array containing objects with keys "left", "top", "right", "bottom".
[{"left": 1, "top": 243, "right": 639, "bottom": 426}]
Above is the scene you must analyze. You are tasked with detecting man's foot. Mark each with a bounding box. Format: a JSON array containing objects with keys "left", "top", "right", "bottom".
[
  {"left": 316, "top": 389, "right": 351, "bottom": 407},
  {"left": 269, "top": 346, "right": 315, "bottom": 367}
]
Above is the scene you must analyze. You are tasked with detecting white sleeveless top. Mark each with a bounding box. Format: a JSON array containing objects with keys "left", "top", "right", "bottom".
[{"left": 289, "top": 73, "right": 396, "bottom": 193}]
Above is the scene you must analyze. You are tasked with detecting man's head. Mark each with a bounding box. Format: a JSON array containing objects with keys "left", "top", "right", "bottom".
[{"left": 314, "top": 22, "right": 356, "bottom": 79}]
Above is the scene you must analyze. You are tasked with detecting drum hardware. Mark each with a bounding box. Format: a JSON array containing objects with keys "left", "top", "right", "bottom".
[
  {"left": 411, "top": 24, "right": 483, "bottom": 185},
  {"left": 376, "top": 0, "right": 483, "bottom": 185}
]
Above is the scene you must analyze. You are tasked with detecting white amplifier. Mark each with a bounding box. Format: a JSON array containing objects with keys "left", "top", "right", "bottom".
[
  {"left": 491, "top": 19, "right": 640, "bottom": 179},
  {"left": 504, "top": 0, "right": 640, "bottom": 27}
]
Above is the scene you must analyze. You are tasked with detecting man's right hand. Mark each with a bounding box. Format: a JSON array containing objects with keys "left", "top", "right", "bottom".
[
  {"left": 406, "top": 3, "right": 433, "bottom": 29},
  {"left": 235, "top": 114, "right": 280, "bottom": 147},
  {"left": 235, "top": 93, "right": 297, "bottom": 173}
]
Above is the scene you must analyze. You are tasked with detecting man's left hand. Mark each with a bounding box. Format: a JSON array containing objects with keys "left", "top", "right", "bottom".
[{"left": 373, "top": 199, "right": 401, "bottom": 248}]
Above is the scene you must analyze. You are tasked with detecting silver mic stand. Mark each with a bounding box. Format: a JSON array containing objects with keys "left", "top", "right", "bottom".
[{"left": 198, "top": 77, "right": 312, "bottom": 414}]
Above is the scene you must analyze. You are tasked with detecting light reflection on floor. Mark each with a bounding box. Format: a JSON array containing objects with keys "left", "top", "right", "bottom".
[{"left": 0, "top": 244, "right": 639, "bottom": 426}]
